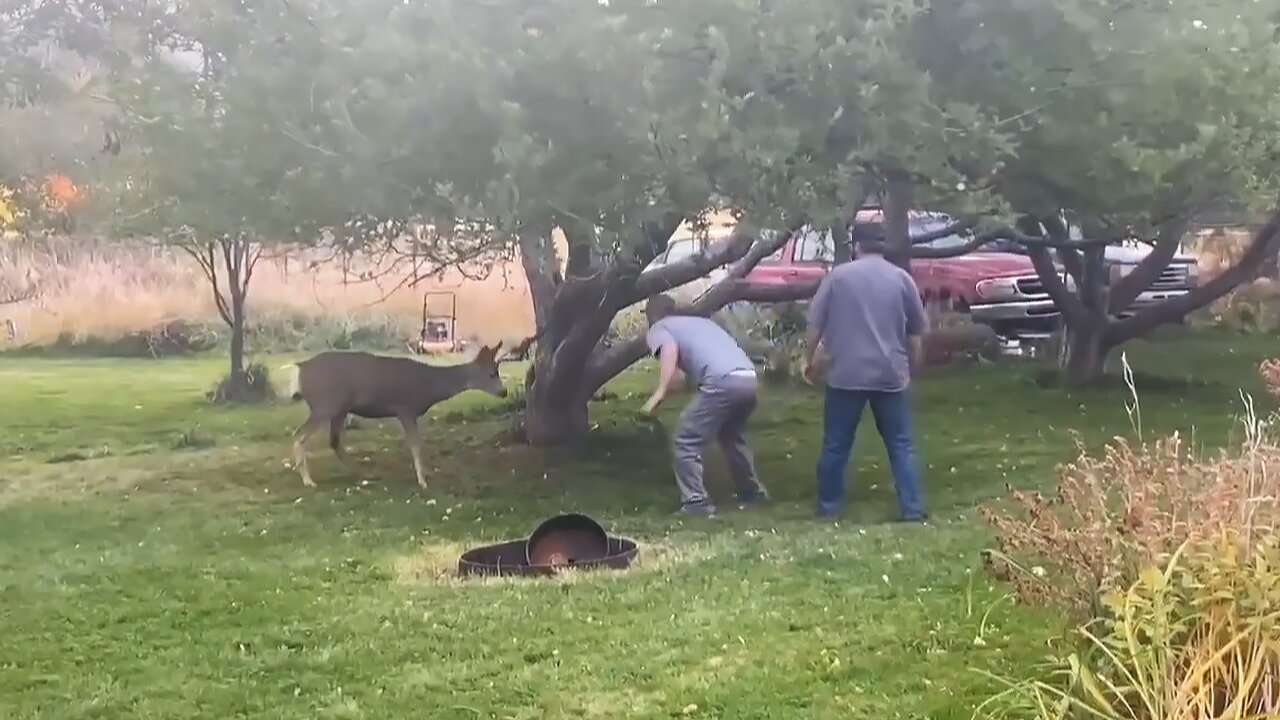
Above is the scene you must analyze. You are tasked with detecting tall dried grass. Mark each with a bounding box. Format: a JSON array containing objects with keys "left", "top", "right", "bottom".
[
  {"left": 983, "top": 356, "right": 1280, "bottom": 613},
  {"left": 980, "top": 367, "right": 1280, "bottom": 720},
  {"left": 0, "top": 237, "right": 536, "bottom": 347}
]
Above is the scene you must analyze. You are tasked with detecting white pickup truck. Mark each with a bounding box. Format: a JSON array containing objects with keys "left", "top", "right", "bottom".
[{"left": 1104, "top": 240, "right": 1200, "bottom": 315}]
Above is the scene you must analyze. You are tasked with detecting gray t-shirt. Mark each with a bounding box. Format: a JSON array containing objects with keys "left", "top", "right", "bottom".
[
  {"left": 807, "top": 255, "right": 926, "bottom": 392},
  {"left": 645, "top": 315, "right": 754, "bottom": 387}
]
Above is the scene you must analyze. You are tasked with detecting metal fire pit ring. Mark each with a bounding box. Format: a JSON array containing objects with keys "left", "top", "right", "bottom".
[
  {"left": 457, "top": 536, "right": 639, "bottom": 578},
  {"left": 525, "top": 513, "right": 610, "bottom": 567}
]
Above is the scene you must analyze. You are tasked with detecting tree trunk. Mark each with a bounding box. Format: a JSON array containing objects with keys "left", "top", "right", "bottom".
[
  {"left": 831, "top": 219, "right": 852, "bottom": 264},
  {"left": 512, "top": 218, "right": 791, "bottom": 446},
  {"left": 883, "top": 171, "right": 914, "bottom": 270},
  {"left": 184, "top": 235, "right": 262, "bottom": 402},
  {"left": 229, "top": 300, "right": 246, "bottom": 382},
  {"left": 1059, "top": 320, "right": 1112, "bottom": 387},
  {"left": 522, "top": 377, "right": 591, "bottom": 445}
]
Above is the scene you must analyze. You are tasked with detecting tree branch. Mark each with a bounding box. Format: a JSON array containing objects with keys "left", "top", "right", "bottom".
[
  {"left": 909, "top": 219, "right": 977, "bottom": 245},
  {"left": 517, "top": 225, "right": 560, "bottom": 329},
  {"left": 560, "top": 218, "right": 597, "bottom": 280},
  {"left": 632, "top": 211, "right": 686, "bottom": 267},
  {"left": 180, "top": 241, "right": 233, "bottom": 327},
  {"left": 1028, "top": 243, "right": 1086, "bottom": 326},
  {"left": 623, "top": 228, "right": 756, "bottom": 308},
  {"left": 1108, "top": 207, "right": 1280, "bottom": 344},
  {"left": 583, "top": 223, "right": 800, "bottom": 393},
  {"left": 1108, "top": 217, "right": 1189, "bottom": 314},
  {"left": 910, "top": 230, "right": 991, "bottom": 259}
]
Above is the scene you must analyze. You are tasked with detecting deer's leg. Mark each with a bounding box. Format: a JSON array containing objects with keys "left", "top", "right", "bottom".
[
  {"left": 328, "top": 414, "right": 351, "bottom": 465},
  {"left": 292, "top": 414, "right": 326, "bottom": 488},
  {"left": 396, "top": 414, "right": 427, "bottom": 489}
]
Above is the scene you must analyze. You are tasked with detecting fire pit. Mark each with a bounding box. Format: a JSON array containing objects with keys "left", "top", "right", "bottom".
[{"left": 457, "top": 513, "right": 639, "bottom": 578}]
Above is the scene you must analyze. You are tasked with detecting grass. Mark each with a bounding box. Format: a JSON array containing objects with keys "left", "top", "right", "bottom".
[
  {"left": 0, "top": 238, "right": 536, "bottom": 349},
  {"left": 0, "top": 329, "right": 1273, "bottom": 719}
]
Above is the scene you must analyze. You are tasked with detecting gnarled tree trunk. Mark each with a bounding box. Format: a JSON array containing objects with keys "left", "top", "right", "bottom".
[
  {"left": 1023, "top": 209, "right": 1280, "bottom": 387},
  {"left": 514, "top": 217, "right": 802, "bottom": 446}
]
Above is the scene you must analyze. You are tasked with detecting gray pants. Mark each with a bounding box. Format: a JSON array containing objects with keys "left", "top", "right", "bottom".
[{"left": 672, "top": 373, "right": 765, "bottom": 506}]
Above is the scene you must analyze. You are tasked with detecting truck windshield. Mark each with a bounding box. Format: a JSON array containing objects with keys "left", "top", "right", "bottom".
[{"left": 911, "top": 217, "right": 974, "bottom": 250}]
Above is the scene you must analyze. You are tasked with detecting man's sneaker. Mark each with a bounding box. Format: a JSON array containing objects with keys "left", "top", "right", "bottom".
[
  {"left": 737, "top": 490, "right": 772, "bottom": 510},
  {"left": 679, "top": 502, "right": 718, "bottom": 518},
  {"left": 896, "top": 512, "right": 930, "bottom": 524}
]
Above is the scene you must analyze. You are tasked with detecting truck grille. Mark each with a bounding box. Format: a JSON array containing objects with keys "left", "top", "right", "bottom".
[
  {"left": 1014, "top": 277, "right": 1045, "bottom": 296},
  {"left": 1150, "top": 264, "right": 1189, "bottom": 290}
]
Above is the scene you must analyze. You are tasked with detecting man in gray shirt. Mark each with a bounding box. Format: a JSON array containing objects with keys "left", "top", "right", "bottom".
[
  {"left": 641, "top": 294, "right": 768, "bottom": 516},
  {"left": 803, "top": 225, "right": 928, "bottom": 522}
]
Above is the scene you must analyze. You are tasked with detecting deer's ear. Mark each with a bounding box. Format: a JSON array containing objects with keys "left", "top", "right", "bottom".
[
  {"left": 493, "top": 340, "right": 504, "bottom": 356},
  {"left": 475, "top": 344, "right": 494, "bottom": 362}
]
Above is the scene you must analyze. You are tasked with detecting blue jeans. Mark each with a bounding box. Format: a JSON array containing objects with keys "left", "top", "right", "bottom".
[{"left": 816, "top": 386, "right": 926, "bottom": 519}]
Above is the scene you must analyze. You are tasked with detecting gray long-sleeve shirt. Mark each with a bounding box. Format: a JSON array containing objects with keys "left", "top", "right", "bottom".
[{"left": 807, "top": 255, "right": 926, "bottom": 392}]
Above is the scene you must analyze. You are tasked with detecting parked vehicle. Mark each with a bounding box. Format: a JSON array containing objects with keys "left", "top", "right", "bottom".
[
  {"left": 1104, "top": 240, "right": 1199, "bottom": 316},
  {"left": 643, "top": 209, "right": 1067, "bottom": 338},
  {"left": 740, "top": 209, "right": 1067, "bottom": 339},
  {"left": 992, "top": 219, "right": 1200, "bottom": 315},
  {"left": 641, "top": 212, "right": 739, "bottom": 301}
]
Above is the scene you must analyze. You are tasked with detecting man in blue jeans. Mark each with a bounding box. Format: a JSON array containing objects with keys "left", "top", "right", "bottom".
[{"left": 802, "top": 224, "right": 928, "bottom": 522}]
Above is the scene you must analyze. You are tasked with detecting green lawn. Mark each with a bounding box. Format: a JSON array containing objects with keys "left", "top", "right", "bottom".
[{"left": 0, "top": 330, "right": 1271, "bottom": 719}]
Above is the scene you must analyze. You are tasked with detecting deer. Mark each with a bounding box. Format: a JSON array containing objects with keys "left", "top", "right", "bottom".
[{"left": 281, "top": 344, "right": 509, "bottom": 489}]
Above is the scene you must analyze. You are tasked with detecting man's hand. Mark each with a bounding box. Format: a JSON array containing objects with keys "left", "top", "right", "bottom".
[
  {"left": 803, "top": 328, "right": 824, "bottom": 387},
  {"left": 908, "top": 334, "right": 924, "bottom": 383},
  {"left": 640, "top": 392, "right": 664, "bottom": 418},
  {"left": 802, "top": 361, "right": 820, "bottom": 386}
]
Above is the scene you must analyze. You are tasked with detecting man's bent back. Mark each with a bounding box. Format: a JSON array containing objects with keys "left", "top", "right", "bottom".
[{"left": 643, "top": 300, "right": 768, "bottom": 516}]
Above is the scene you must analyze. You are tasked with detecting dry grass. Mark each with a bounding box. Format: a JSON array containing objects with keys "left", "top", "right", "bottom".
[
  {"left": 1186, "top": 227, "right": 1260, "bottom": 281},
  {"left": 0, "top": 237, "right": 538, "bottom": 347},
  {"left": 981, "top": 404, "right": 1280, "bottom": 613}
]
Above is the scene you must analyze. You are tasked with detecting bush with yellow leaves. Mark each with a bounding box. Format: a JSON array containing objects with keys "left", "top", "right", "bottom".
[
  {"left": 979, "top": 533, "right": 1280, "bottom": 719},
  {"left": 979, "top": 404, "right": 1280, "bottom": 719}
]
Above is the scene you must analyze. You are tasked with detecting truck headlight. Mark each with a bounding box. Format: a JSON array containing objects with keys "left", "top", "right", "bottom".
[{"left": 975, "top": 278, "right": 1019, "bottom": 300}]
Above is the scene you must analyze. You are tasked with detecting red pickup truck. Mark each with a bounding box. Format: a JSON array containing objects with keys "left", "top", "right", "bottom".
[{"left": 743, "top": 210, "right": 1064, "bottom": 338}]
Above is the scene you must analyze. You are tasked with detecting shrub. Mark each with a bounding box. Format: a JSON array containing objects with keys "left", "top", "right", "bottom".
[
  {"left": 1260, "top": 359, "right": 1280, "bottom": 398},
  {"left": 245, "top": 310, "right": 413, "bottom": 353},
  {"left": 207, "top": 362, "right": 275, "bottom": 404},
  {"left": 979, "top": 533, "right": 1280, "bottom": 720},
  {"left": 981, "top": 422, "right": 1280, "bottom": 615},
  {"left": 1205, "top": 279, "right": 1280, "bottom": 334},
  {"left": 2, "top": 319, "right": 219, "bottom": 358}
]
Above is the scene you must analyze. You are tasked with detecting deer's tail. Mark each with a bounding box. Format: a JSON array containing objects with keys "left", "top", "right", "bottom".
[{"left": 278, "top": 363, "right": 303, "bottom": 401}]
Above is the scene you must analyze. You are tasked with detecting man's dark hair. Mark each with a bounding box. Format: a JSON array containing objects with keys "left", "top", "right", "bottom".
[
  {"left": 850, "top": 221, "right": 887, "bottom": 255},
  {"left": 645, "top": 293, "right": 678, "bottom": 324}
]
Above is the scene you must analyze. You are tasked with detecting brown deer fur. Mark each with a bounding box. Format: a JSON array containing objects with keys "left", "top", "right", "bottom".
[{"left": 285, "top": 344, "right": 509, "bottom": 488}]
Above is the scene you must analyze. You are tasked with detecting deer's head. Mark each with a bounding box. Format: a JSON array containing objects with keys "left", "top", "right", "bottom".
[{"left": 468, "top": 342, "right": 509, "bottom": 398}]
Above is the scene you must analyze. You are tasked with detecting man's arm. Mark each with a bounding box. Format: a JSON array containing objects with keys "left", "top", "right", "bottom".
[
  {"left": 804, "top": 276, "right": 834, "bottom": 368},
  {"left": 653, "top": 342, "right": 679, "bottom": 398},
  {"left": 903, "top": 273, "right": 927, "bottom": 375},
  {"left": 642, "top": 326, "right": 680, "bottom": 415},
  {"left": 908, "top": 335, "right": 923, "bottom": 373}
]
